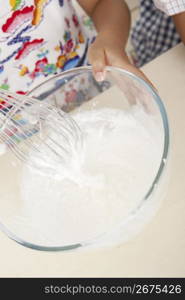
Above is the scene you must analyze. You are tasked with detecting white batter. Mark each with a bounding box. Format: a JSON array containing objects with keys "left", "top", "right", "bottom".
[{"left": 14, "top": 106, "right": 163, "bottom": 246}]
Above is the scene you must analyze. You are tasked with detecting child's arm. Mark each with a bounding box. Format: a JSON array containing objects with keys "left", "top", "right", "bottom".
[
  {"left": 78, "top": 0, "right": 151, "bottom": 84},
  {"left": 173, "top": 12, "right": 185, "bottom": 44}
]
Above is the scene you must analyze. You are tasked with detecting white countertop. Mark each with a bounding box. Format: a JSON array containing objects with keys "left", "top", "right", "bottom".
[{"left": 0, "top": 44, "right": 185, "bottom": 278}]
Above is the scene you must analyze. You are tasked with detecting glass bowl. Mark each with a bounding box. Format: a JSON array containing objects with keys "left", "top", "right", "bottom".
[{"left": 0, "top": 66, "right": 169, "bottom": 251}]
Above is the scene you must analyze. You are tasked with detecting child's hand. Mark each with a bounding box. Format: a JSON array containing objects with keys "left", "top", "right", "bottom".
[{"left": 88, "top": 32, "right": 153, "bottom": 87}]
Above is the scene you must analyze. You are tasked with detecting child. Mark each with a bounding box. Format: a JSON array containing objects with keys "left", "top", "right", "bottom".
[
  {"left": 0, "top": 0, "right": 137, "bottom": 95},
  {"left": 131, "top": 0, "right": 185, "bottom": 67},
  {"left": 88, "top": 0, "right": 185, "bottom": 84}
]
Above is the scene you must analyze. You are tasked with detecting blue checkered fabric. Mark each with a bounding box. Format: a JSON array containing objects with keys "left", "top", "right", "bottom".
[{"left": 131, "top": 0, "right": 181, "bottom": 67}]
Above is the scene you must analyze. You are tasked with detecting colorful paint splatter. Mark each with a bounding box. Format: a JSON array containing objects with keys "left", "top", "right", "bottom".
[{"left": 0, "top": 0, "right": 96, "bottom": 99}]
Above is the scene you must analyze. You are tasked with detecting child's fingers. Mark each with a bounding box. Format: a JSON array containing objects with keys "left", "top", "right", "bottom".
[
  {"left": 108, "top": 52, "right": 155, "bottom": 90},
  {"left": 88, "top": 44, "right": 106, "bottom": 81},
  {"left": 108, "top": 52, "right": 156, "bottom": 89}
]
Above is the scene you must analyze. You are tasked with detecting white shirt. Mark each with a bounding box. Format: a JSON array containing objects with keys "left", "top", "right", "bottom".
[
  {"left": 0, "top": 0, "right": 94, "bottom": 95},
  {"left": 154, "top": 0, "right": 185, "bottom": 15}
]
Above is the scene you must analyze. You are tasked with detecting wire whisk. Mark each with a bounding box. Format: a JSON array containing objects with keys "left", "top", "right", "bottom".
[{"left": 0, "top": 89, "right": 83, "bottom": 171}]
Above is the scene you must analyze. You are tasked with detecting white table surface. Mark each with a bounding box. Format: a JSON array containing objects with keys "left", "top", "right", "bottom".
[{"left": 0, "top": 44, "right": 185, "bottom": 278}]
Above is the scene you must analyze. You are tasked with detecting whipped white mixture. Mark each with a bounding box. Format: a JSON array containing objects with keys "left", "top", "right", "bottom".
[{"left": 13, "top": 106, "right": 163, "bottom": 246}]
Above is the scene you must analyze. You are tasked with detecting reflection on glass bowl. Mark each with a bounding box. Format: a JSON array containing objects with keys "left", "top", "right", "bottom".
[{"left": 0, "top": 66, "right": 169, "bottom": 251}]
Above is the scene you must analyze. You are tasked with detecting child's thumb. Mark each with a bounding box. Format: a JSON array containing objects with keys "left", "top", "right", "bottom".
[{"left": 88, "top": 45, "right": 106, "bottom": 81}]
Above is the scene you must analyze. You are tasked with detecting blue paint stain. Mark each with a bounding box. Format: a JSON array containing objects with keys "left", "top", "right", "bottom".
[
  {"left": 0, "top": 47, "right": 21, "bottom": 64},
  {"left": 0, "top": 25, "right": 32, "bottom": 64},
  {"left": 58, "top": 0, "right": 64, "bottom": 6},
  {"left": 0, "top": 65, "right": 4, "bottom": 73},
  {"left": 63, "top": 56, "right": 80, "bottom": 71},
  {"left": 7, "top": 25, "right": 32, "bottom": 46}
]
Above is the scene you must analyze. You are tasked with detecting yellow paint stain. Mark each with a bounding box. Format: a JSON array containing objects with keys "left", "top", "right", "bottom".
[
  {"left": 56, "top": 55, "right": 67, "bottom": 68},
  {"left": 78, "top": 31, "right": 85, "bottom": 43},
  {"left": 68, "top": 51, "right": 78, "bottom": 59},
  {"left": 55, "top": 45, "right": 61, "bottom": 52},
  {"left": 9, "top": 0, "right": 21, "bottom": 10},
  {"left": 32, "top": 0, "right": 49, "bottom": 26},
  {"left": 19, "top": 66, "right": 29, "bottom": 76}
]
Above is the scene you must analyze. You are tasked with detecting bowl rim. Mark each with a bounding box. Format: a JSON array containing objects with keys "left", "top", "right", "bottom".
[{"left": 0, "top": 66, "right": 170, "bottom": 252}]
